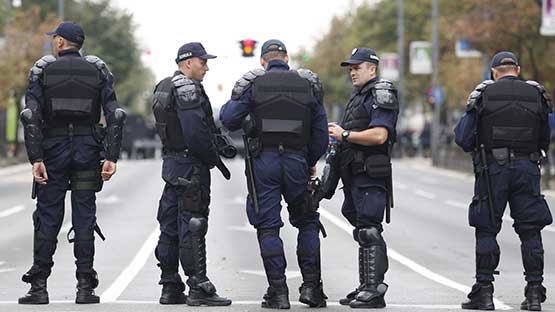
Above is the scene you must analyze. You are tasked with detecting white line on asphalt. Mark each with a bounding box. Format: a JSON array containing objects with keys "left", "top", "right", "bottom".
[
  {"left": 108, "top": 300, "right": 464, "bottom": 309},
  {"left": 227, "top": 221, "right": 256, "bottom": 233},
  {"left": 0, "top": 205, "right": 25, "bottom": 218},
  {"left": 100, "top": 227, "right": 160, "bottom": 302},
  {"left": 240, "top": 270, "right": 302, "bottom": 280},
  {"left": 0, "top": 261, "right": 4, "bottom": 266},
  {"left": 0, "top": 163, "right": 30, "bottom": 177},
  {"left": 0, "top": 268, "right": 15, "bottom": 273},
  {"left": 413, "top": 189, "right": 437, "bottom": 200},
  {"left": 444, "top": 200, "right": 468, "bottom": 210},
  {"left": 318, "top": 207, "right": 512, "bottom": 310}
]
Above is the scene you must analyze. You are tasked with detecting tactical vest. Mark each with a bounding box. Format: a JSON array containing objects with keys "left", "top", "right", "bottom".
[
  {"left": 152, "top": 77, "right": 187, "bottom": 151},
  {"left": 42, "top": 56, "right": 102, "bottom": 127},
  {"left": 341, "top": 81, "right": 388, "bottom": 156},
  {"left": 478, "top": 79, "right": 542, "bottom": 153},
  {"left": 251, "top": 71, "right": 312, "bottom": 151}
]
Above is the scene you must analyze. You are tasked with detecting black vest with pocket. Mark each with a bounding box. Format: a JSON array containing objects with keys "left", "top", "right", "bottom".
[
  {"left": 43, "top": 56, "right": 102, "bottom": 127},
  {"left": 478, "top": 79, "right": 542, "bottom": 153},
  {"left": 251, "top": 71, "right": 313, "bottom": 151}
]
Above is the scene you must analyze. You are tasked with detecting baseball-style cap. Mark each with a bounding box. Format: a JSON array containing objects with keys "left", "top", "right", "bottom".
[
  {"left": 491, "top": 51, "right": 519, "bottom": 68},
  {"left": 261, "top": 39, "right": 287, "bottom": 56},
  {"left": 340, "top": 48, "right": 380, "bottom": 67},
  {"left": 46, "top": 21, "right": 85, "bottom": 44},
  {"left": 175, "top": 42, "right": 217, "bottom": 64}
]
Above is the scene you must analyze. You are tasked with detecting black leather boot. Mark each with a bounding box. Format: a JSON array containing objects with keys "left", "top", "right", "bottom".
[
  {"left": 75, "top": 271, "right": 100, "bottom": 304},
  {"left": 349, "top": 239, "right": 389, "bottom": 309},
  {"left": 299, "top": 280, "right": 327, "bottom": 308},
  {"left": 18, "top": 269, "right": 49, "bottom": 304},
  {"left": 339, "top": 287, "right": 360, "bottom": 305},
  {"left": 520, "top": 283, "right": 546, "bottom": 311},
  {"left": 262, "top": 278, "right": 290, "bottom": 309},
  {"left": 461, "top": 282, "right": 494, "bottom": 310},
  {"left": 185, "top": 217, "right": 231, "bottom": 306},
  {"left": 159, "top": 282, "right": 186, "bottom": 304}
]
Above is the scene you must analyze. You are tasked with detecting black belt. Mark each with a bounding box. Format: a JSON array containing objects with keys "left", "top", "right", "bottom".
[
  {"left": 262, "top": 146, "right": 305, "bottom": 156},
  {"left": 44, "top": 125, "right": 93, "bottom": 137},
  {"left": 485, "top": 151, "right": 540, "bottom": 163},
  {"left": 163, "top": 148, "right": 193, "bottom": 158}
]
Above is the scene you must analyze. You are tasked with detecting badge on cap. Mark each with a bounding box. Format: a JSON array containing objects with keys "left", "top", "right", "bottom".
[{"left": 352, "top": 48, "right": 358, "bottom": 56}]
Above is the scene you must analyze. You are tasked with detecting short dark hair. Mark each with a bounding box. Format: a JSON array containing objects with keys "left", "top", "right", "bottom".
[
  {"left": 262, "top": 50, "right": 287, "bottom": 62},
  {"left": 64, "top": 38, "right": 82, "bottom": 50}
]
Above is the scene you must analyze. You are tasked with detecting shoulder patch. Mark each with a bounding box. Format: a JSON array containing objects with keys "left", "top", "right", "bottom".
[
  {"left": 297, "top": 68, "right": 324, "bottom": 104},
  {"left": 231, "top": 68, "right": 265, "bottom": 100},
  {"left": 172, "top": 74, "right": 201, "bottom": 109},
  {"left": 28, "top": 55, "right": 56, "bottom": 82},
  {"left": 372, "top": 79, "right": 398, "bottom": 111}
]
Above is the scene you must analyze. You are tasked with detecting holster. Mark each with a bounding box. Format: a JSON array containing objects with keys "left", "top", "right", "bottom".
[
  {"left": 177, "top": 168, "right": 207, "bottom": 214},
  {"left": 247, "top": 137, "right": 262, "bottom": 158},
  {"left": 491, "top": 147, "right": 509, "bottom": 166},
  {"left": 92, "top": 124, "right": 107, "bottom": 144}
]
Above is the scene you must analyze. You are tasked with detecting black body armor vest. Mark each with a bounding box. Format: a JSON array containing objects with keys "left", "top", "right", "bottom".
[
  {"left": 342, "top": 81, "right": 388, "bottom": 156},
  {"left": 478, "top": 79, "right": 542, "bottom": 153},
  {"left": 251, "top": 71, "right": 313, "bottom": 150},
  {"left": 152, "top": 77, "right": 187, "bottom": 151},
  {"left": 43, "top": 56, "right": 102, "bottom": 127}
]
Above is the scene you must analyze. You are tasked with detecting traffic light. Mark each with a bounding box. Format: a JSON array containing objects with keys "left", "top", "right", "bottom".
[{"left": 239, "top": 39, "right": 256, "bottom": 57}]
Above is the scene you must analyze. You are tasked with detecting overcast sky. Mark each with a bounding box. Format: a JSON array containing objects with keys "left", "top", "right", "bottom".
[{"left": 112, "top": 0, "right": 371, "bottom": 107}]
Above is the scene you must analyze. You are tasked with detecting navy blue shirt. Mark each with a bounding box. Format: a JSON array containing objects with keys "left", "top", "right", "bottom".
[
  {"left": 454, "top": 75, "right": 551, "bottom": 153},
  {"left": 220, "top": 60, "right": 328, "bottom": 166}
]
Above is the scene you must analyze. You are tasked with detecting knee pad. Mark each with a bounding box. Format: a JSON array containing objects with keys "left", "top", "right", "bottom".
[
  {"left": 475, "top": 233, "right": 500, "bottom": 277},
  {"left": 257, "top": 227, "right": 280, "bottom": 241},
  {"left": 71, "top": 170, "right": 102, "bottom": 192},
  {"left": 357, "top": 227, "right": 385, "bottom": 247},
  {"left": 189, "top": 217, "right": 207, "bottom": 236}
]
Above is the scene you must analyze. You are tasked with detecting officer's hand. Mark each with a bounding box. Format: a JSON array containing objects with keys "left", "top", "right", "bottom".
[
  {"left": 32, "top": 161, "right": 48, "bottom": 185},
  {"left": 101, "top": 160, "right": 117, "bottom": 181},
  {"left": 309, "top": 166, "right": 317, "bottom": 177},
  {"left": 328, "top": 123, "right": 344, "bottom": 142}
]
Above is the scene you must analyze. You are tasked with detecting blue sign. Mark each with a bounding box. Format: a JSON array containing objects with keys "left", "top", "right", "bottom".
[{"left": 431, "top": 86, "right": 445, "bottom": 105}]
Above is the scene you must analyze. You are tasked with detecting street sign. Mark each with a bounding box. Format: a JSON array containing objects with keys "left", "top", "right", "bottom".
[
  {"left": 430, "top": 85, "right": 445, "bottom": 105},
  {"left": 380, "top": 52, "right": 400, "bottom": 81},
  {"left": 541, "top": 0, "right": 555, "bottom": 36},
  {"left": 455, "top": 40, "right": 481, "bottom": 58},
  {"left": 409, "top": 41, "right": 432, "bottom": 74}
]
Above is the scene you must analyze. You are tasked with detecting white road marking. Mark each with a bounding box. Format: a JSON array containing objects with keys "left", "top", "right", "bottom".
[
  {"left": 0, "top": 205, "right": 25, "bottom": 218},
  {"left": 444, "top": 200, "right": 468, "bottom": 210},
  {"left": 0, "top": 268, "right": 15, "bottom": 273},
  {"left": 97, "top": 195, "right": 120, "bottom": 205},
  {"left": 233, "top": 195, "right": 245, "bottom": 205},
  {"left": 413, "top": 189, "right": 437, "bottom": 200},
  {"left": 0, "top": 261, "right": 4, "bottom": 266},
  {"left": 318, "top": 207, "right": 512, "bottom": 310},
  {"left": 240, "top": 270, "right": 302, "bottom": 280},
  {"left": 100, "top": 227, "right": 160, "bottom": 302},
  {"left": 228, "top": 222, "right": 256, "bottom": 233}
]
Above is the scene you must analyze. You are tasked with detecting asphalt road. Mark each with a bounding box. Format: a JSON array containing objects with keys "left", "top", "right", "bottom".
[{"left": 0, "top": 157, "right": 553, "bottom": 311}]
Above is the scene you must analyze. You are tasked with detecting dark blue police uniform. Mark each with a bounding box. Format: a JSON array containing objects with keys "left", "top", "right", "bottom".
[
  {"left": 455, "top": 51, "right": 553, "bottom": 311},
  {"left": 152, "top": 42, "right": 231, "bottom": 306},
  {"left": 19, "top": 21, "right": 126, "bottom": 305},
  {"left": 335, "top": 48, "right": 399, "bottom": 309},
  {"left": 220, "top": 39, "right": 328, "bottom": 309}
]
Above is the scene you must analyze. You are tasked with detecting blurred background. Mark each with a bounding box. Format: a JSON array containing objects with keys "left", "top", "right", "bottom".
[{"left": 0, "top": 0, "right": 554, "bottom": 185}]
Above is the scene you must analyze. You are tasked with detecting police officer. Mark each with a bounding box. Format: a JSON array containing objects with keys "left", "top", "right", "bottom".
[
  {"left": 18, "top": 21, "right": 126, "bottom": 304},
  {"left": 455, "top": 51, "right": 552, "bottom": 311},
  {"left": 328, "top": 48, "right": 398, "bottom": 309},
  {"left": 151, "top": 42, "right": 232, "bottom": 306},
  {"left": 220, "top": 39, "right": 328, "bottom": 309}
]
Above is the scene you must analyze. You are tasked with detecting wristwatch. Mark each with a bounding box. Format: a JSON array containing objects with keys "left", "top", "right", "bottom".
[{"left": 341, "top": 130, "right": 351, "bottom": 142}]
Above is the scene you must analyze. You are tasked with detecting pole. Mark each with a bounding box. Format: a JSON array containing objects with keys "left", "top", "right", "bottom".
[
  {"left": 58, "top": 0, "right": 64, "bottom": 19},
  {"left": 431, "top": 0, "right": 440, "bottom": 166},
  {"left": 397, "top": 0, "right": 405, "bottom": 120}
]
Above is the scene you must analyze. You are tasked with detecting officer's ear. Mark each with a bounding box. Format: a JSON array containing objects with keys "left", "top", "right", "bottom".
[
  {"left": 260, "top": 57, "right": 267, "bottom": 70},
  {"left": 284, "top": 54, "right": 289, "bottom": 64},
  {"left": 516, "top": 66, "right": 521, "bottom": 76}
]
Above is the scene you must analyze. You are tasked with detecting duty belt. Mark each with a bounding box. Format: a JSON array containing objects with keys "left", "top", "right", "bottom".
[
  {"left": 485, "top": 149, "right": 540, "bottom": 163},
  {"left": 44, "top": 125, "right": 93, "bottom": 137},
  {"left": 262, "top": 145, "right": 305, "bottom": 156},
  {"left": 163, "top": 148, "right": 193, "bottom": 158}
]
